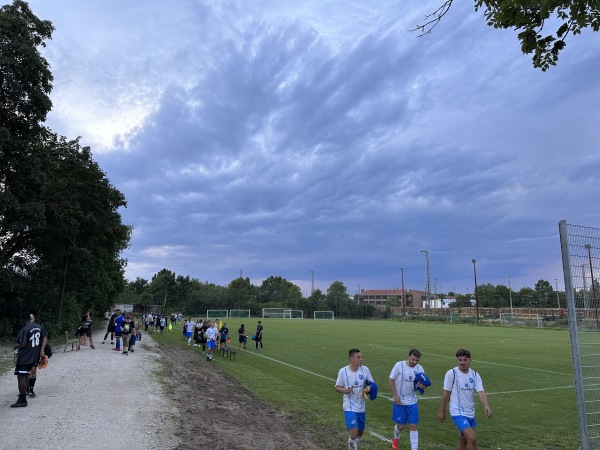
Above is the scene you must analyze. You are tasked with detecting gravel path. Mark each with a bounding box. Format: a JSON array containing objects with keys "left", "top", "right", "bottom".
[{"left": 0, "top": 331, "right": 181, "bottom": 450}]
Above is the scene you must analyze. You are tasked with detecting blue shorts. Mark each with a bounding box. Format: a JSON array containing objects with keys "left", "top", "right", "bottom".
[
  {"left": 186, "top": 331, "right": 193, "bottom": 338},
  {"left": 452, "top": 415, "right": 477, "bottom": 432},
  {"left": 207, "top": 340, "right": 216, "bottom": 350},
  {"left": 344, "top": 411, "right": 366, "bottom": 431},
  {"left": 392, "top": 403, "right": 419, "bottom": 425}
]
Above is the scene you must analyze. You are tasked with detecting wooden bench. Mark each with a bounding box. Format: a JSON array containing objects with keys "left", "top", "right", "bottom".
[{"left": 64, "top": 331, "right": 79, "bottom": 352}]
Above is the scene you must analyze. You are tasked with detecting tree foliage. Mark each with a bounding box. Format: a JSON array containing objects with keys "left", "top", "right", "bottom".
[
  {"left": 0, "top": 1, "right": 130, "bottom": 333},
  {"left": 415, "top": 0, "right": 600, "bottom": 70}
]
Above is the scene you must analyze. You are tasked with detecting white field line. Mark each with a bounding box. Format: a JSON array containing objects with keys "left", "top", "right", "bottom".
[
  {"left": 368, "top": 343, "right": 570, "bottom": 376},
  {"left": 244, "top": 350, "right": 575, "bottom": 444}
]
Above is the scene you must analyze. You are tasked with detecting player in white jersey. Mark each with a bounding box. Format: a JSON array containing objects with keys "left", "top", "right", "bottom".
[
  {"left": 335, "top": 348, "right": 376, "bottom": 450},
  {"left": 185, "top": 318, "right": 195, "bottom": 345},
  {"left": 388, "top": 348, "right": 428, "bottom": 450},
  {"left": 205, "top": 322, "right": 218, "bottom": 361},
  {"left": 439, "top": 348, "right": 492, "bottom": 450}
]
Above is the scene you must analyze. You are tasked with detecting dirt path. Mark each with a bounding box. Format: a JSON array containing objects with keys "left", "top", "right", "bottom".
[{"left": 0, "top": 332, "right": 326, "bottom": 449}]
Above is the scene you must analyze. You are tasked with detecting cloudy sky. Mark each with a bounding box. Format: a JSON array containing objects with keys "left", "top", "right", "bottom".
[{"left": 22, "top": 0, "right": 600, "bottom": 295}]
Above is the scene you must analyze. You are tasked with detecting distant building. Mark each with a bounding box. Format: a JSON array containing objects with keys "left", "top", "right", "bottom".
[{"left": 360, "top": 289, "right": 431, "bottom": 308}]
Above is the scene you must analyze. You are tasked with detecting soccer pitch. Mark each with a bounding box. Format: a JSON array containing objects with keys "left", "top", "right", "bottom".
[{"left": 167, "top": 319, "right": 578, "bottom": 449}]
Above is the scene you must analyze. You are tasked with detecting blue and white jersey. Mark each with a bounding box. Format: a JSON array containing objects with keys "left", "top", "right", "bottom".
[
  {"left": 443, "top": 367, "right": 484, "bottom": 418},
  {"left": 389, "top": 361, "right": 424, "bottom": 405},
  {"left": 206, "top": 326, "right": 218, "bottom": 341},
  {"left": 185, "top": 321, "right": 195, "bottom": 333},
  {"left": 335, "top": 365, "right": 374, "bottom": 413}
]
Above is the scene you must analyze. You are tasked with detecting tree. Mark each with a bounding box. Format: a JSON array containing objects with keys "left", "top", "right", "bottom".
[
  {"left": 415, "top": 1, "right": 600, "bottom": 70},
  {"left": 1, "top": 2, "right": 131, "bottom": 331}
]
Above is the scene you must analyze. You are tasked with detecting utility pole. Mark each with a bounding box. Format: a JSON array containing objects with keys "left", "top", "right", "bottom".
[
  {"left": 434, "top": 277, "right": 438, "bottom": 308},
  {"left": 508, "top": 275, "right": 513, "bottom": 314},
  {"left": 401, "top": 268, "right": 406, "bottom": 319},
  {"left": 309, "top": 270, "right": 314, "bottom": 295},
  {"left": 555, "top": 278, "right": 560, "bottom": 309},
  {"left": 420, "top": 250, "right": 430, "bottom": 312}
]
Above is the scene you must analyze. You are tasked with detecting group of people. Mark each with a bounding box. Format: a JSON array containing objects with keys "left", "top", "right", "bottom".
[
  {"left": 336, "top": 347, "right": 492, "bottom": 450},
  {"left": 176, "top": 318, "right": 263, "bottom": 360},
  {"left": 102, "top": 309, "right": 138, "bottom": 354}
]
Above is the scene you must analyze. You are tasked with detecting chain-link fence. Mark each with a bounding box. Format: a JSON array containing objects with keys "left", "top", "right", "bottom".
[{"left": 559, "top": 220, "right": 600, "bottom": 450}]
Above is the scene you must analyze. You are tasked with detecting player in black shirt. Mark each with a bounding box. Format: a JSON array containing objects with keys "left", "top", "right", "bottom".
[{"left": 12, "top": 313, "right": 43, "bottom": 407}]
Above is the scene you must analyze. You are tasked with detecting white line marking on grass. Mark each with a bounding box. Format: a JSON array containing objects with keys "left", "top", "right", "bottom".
[
  {"left": 368, "top": 430, "right": 392, "bottom": 443},
  {"left": 368, "top": 344, "right": 570, "bottom": 376}
]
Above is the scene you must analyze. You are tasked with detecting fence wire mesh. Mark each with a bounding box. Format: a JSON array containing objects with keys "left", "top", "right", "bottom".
[{"left": 560, "top": 221, "right": 600, "bottom": 450}]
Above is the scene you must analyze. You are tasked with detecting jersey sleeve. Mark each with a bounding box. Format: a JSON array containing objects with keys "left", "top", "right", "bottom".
[
  {"left": 442, "top": 369, "right": 454, "bottom": 391},
  {"left": 335, "top": 368, "right": 346, "bottom": 387},
  {"left": 474, "top": 372, "right": 484, "bottom": 392},
  {"left": 389, "top": 362, "right": 400, "bottom": 380}
]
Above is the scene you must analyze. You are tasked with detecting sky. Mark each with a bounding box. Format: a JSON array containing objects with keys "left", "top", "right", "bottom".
[{"left": 20, "top": 0, "right": 600, "bottom": 296}]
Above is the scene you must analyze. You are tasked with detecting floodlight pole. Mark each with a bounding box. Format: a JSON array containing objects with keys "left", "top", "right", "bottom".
[
  {"left": 420, "top": 250, "right": 430, "bottom": 312},
  {"left": 585, "top": 244, "right": 598, "bottom": 327},
  {"left": 309, "top": 270, "right": 314, "bottom": 295},
  {"left": 472, "top": 259, "right": 480, "bottom": 326},
  {"left": 555, "top": 278, "right": 560, "bottom": 309}
]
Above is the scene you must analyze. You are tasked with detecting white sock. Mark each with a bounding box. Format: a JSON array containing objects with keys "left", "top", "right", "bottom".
[
  {"left": 347, "top": 437, "right": 357, "bottom": 450},
  {"left": 355, "top": 436, "right": 361, "bottom": 448},
  {"left": 410, "top": 430, "right": 418, "bottom": 450},
  {"left": 394, "top": 425, "right": 402, "bottom": 439}
]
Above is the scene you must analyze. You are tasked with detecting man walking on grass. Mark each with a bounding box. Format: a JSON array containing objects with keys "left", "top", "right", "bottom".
[{"left": 439, "top": 348, "right": 492, "bottom": 450}]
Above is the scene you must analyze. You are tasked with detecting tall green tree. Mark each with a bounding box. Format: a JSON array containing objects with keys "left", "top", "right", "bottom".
[
  {"left": 416, "top": 1, "right": 600, "bottom": 70},
  {"left": 1, "top": 2, "right": 130, "bottom": 329}
]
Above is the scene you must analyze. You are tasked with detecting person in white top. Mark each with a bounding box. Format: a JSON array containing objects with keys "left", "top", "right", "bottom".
[
  {"left": 335, "top": 348, "right": 375, "bottom": 450},
  {"left": 205, "top": 321, "right": 218, "bottom": 361},
  {"left": 388, "top": 348, "right": 427, "bottom": 450},
  {"left": 438, "top": 348, "right": 492, "bottom": 450},
  {"left": 184, "top": 318, "right": 195, "bottom": 345}
]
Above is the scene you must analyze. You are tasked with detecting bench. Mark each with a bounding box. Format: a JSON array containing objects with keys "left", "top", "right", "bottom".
[
  {"left": 218, "top": 346, "right": 237, "bottom": 361},
  {"left": 64, "top": 331, "right": 79, "bottom": 352}
]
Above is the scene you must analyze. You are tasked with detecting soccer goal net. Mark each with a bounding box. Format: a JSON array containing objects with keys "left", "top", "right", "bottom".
[
  {"left": 500, "top": 313, "right": 543, "bottom": 328},
  {"left": 314, "top": 310, "right": 335, "bottom": 320},
  {"left": 206, "top": 309, "right": 229, "bottom": 319},
  {"left": 262, "top": 308, "right": 292, "bottom": 318},
  {"left": 229, "top": 309, "right": 251, "bottom": 318},
  {"left": 283, "top": 309, "right": 304, "bottom": 319}
]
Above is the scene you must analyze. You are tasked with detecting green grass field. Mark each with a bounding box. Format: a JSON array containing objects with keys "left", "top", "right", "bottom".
[{"left": 152, "top": 319, "right": 578, "bottom": 449}]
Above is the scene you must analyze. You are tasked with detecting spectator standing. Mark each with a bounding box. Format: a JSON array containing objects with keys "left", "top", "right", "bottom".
[
  {"left": 79, "top": 312, "right": 95, "bottom": 350},
  {"left": 335, "top": 348, "right": 376, "bottom": 450},
  {"left": 25, "top": 314, "right": 48, "bottom": 399},
  {"left": 238, "top": 324, "right": 247, "bottom": 350},
  {"left": 439, "top": 348, "right": 492, "bottom": 450},
  {"left": 254, "top": 320, "right": 263, "bottom": 351},
  {"left": 388, "top": 348, "right": 427, "bottom": 450},
  {"left": 102, "top": 310, "right": 117, "bottom": 345},
  {"left": 219, "top": 323, "right": 229, "bottom": 349},
  {"left": 112, "top": 310, "right": 124, "bottom": 351},
  {"left": 120, "top": 314, "right": 135, "bottom": 355},
  {"left": 12, "top": 313, "right": 43, "bottom": 407}
]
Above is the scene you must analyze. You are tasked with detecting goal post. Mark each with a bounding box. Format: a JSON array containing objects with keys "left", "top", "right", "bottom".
[
  {"left": 314, "top": 310, "right": 335, "bottom": 320},
  {"left": 262, "top": 308, "right": 292, "bottom": 318},
  {"left": 500, "top": 313, "right": 543, "bottom": 328},
  {"left": 206, "top": 309, "right": 229, "bottom": 319},
  {"left": 283, "top": 309, "right": 304, "bottom": 319},
  {"left": 229, "top": 309, "right": 251, "bottom": 318}
]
